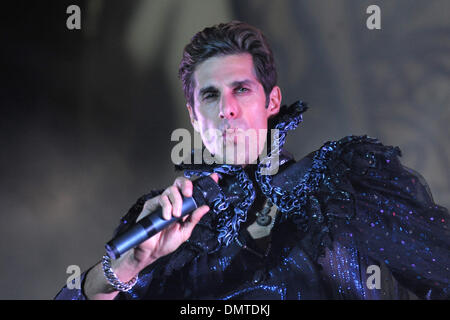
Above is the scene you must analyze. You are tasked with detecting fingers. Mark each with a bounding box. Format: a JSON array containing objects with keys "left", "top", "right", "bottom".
[
  {"left": 190, "top": 205, "right": 210, "bottom": 224},
  {"left": 159, "top": 194, "right": 172, "bottom": 220},
  {"left": 161, "top": 187, "right": 182, "bottom": 220},
  {"left": 160, "top": 177, "right": 193, "bottom": 221},
  {"left": 159, "top": 175, "right": 217, "bottom": 222},
  {"left": 180, "top": 205, "right": 210, "bottom": 239},
  {"left": 174, "top": 177, "right": 193, "bottom": 198},
  {"left": 168, "top": 185, "right": 183, "bottom": 218},
  {"left": 137, "top": 198, "right": 159, "bottom": 222}
]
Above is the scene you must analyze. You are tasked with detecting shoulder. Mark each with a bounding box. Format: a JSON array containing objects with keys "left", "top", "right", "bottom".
[
  {"left": 298, "top": 134, "right": 443, "bottom": 223},
  {"left": 307, "top": 134, "right": 404, "bottom": 213},
  {"left": 268, "top": 134, "right": 406, "bottom": 224},
  {"left": 272, "top": 135, "right": 402, "bottom": 195},
  {"left": 312, "top": 134, "right": 402, "bottom": 174}
]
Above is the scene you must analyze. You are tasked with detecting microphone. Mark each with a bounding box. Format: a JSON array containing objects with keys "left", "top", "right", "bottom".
[{"left": 105, "top": 176, "right": 222, "bottom": 260}]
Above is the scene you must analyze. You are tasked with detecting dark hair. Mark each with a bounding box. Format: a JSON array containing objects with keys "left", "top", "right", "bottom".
[{"left": 178, "top": 21, "right": 277, "bottom": 110}]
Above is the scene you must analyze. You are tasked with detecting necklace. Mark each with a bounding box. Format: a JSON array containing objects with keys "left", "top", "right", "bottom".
[
  {"left": 247, "top": 199, "right": 277, "bottom": 240},
  {"left": 235, "top": 199, "right": 277, "bottom": 259},
  {"left": 235, "top": 236, "right": 272, "bottom": 260}
]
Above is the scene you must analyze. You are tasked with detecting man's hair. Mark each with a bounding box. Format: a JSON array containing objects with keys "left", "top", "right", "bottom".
[{"left": 178, "top": 21, "right": 277, "bottom": 110}]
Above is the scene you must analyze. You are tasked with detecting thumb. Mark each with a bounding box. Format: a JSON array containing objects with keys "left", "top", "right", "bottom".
[{"left": 180, "top": 205, "right": 210, "bottom": 239}]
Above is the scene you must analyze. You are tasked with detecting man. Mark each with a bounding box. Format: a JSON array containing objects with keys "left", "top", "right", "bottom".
[{"left": 56, "top": 21, "right": 449, "bottom": 300}]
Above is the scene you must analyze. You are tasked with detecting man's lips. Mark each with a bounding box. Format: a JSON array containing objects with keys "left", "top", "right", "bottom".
[
  {"left": 222, "top": 129, "right": 240, "bottom": 143},
  {"left": 222, "top": 128, "right": 238, "bottom": 135}
]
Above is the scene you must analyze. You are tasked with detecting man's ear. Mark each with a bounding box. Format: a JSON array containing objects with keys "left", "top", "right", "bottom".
[
  {"left": 266, "top": 86, "right": 282, "bottom": 118},
  {"left": 186, "top": 104, "right": 200, "bottom": 132}
]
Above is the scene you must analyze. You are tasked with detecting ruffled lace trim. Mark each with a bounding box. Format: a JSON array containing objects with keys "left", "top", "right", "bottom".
[{"left": 177, "top": 101, "right": 308, "bottom": 250}]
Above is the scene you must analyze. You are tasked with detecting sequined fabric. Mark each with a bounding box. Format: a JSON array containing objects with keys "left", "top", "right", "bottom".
[{"left": 55, "top": 101, "right": 449, "bottom": 300}]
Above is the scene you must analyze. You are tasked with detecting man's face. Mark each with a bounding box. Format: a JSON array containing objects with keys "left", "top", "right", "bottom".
[{"left": 187, "top": 53, "right": 281, "bottom": 165}]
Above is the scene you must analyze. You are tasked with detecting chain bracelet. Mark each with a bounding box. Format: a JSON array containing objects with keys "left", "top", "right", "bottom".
[{"left": 101, "top": 255, "right": 138, "bottom": 292}]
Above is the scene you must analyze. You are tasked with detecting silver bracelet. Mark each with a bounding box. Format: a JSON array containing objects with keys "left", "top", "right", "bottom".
[{"left": 101, "top": 255, "right": 138, "bottom": 292}]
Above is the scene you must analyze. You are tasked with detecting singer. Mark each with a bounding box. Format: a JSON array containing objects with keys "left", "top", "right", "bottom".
[{"left": 55, "top": 21, "right": 449, "bottom": 300}]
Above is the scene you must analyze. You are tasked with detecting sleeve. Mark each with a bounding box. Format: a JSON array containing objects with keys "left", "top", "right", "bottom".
[
  {"left": 318, "top": 135, "right": 450, "bottom": 299},
  {"left": 54, "top": 190, "right": 164, "bottom": 300},
  {"left": 54, "top": 270, "right": 90, "bottom": 300}
]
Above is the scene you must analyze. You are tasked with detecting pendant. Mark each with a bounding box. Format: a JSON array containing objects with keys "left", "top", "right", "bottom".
[
  {"left": 256, "top": 214, "right": 272, "bottom": 226},
  {"left": 256, "top": 202, "right": 273, "bottom": 226}
]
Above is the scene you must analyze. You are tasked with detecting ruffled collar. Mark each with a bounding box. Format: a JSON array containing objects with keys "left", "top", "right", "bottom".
[{"left": 174, "top": 101, "right": 309, "bottom": 248}]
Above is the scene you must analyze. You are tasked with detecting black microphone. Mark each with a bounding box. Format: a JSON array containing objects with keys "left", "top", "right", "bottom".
[{"left": 105, "top": 176, "right": 222, "bottom": 260}]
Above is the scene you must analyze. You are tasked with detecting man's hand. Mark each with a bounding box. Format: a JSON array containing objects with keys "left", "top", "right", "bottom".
[
  {"left": 84, "top": 173, "right": 219, "bottom": 300},
  {"left": 131, "top": 173, "right": 220, "bottom": 269}
]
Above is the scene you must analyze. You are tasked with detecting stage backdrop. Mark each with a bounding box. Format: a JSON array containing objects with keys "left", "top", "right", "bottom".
[{"left": 0, "top": 0, "right": 448, "bottom": 299}]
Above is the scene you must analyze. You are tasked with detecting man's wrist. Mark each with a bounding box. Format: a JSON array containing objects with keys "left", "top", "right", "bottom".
[
  {"left": 102, "top": 255, "right": 138, "bottom": 292},
  {"left": 110, "top": 250, "right": 145, "bottom": 282},
  {"left": 131, "top": 247, "right": 159, "bottom": 269}
]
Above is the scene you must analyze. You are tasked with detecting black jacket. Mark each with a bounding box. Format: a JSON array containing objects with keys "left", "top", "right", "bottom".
[{"left": 55, "top": 102, "right": 450, "bottom": 300}]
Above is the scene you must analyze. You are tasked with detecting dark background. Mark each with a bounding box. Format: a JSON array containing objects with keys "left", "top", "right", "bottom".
[{"left": 1, "top": 0, "right": 449, "bottom": 299}]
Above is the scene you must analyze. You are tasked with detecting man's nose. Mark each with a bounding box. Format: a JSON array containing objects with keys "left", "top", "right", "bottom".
[{"left": 219, "top": 94, "right": 239, "bottom": 120}]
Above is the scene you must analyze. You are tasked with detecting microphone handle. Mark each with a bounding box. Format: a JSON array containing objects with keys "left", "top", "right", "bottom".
[{"left": 105, "top": 196, "right": 198, "bottom": 260}]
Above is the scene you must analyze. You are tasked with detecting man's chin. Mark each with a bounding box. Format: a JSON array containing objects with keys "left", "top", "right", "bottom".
[{"left": 214, "top": 152, "right": 259, "bottom": 166}]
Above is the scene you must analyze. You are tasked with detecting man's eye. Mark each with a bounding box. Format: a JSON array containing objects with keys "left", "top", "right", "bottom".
[
  {"left": 204, "top": 93, "right": 218, "bottom": 100},
  {"left": 236, "top": 87, "right": 249, "bottom": 93}
]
